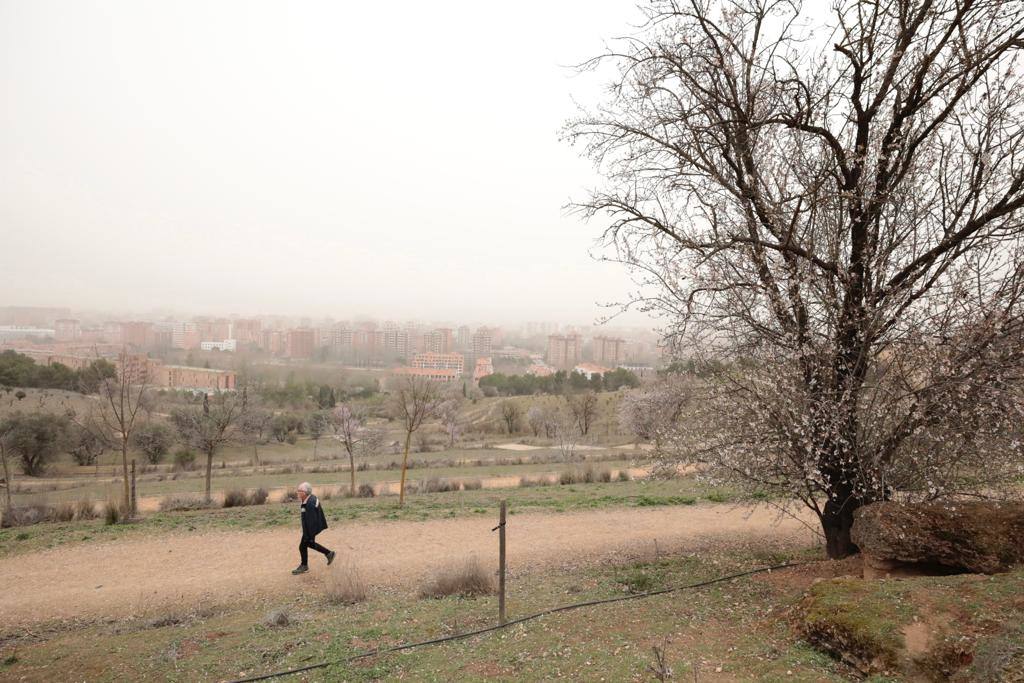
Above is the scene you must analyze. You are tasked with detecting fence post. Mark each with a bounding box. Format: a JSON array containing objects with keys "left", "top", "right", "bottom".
[
  {"left": 498, "top": 499, "right": 507, "bottom": 625},
  {"left": 130, "top": 459, "right": 137, "bottom": 517}
]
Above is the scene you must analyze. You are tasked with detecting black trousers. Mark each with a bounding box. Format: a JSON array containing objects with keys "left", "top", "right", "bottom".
[{"left": 299, "top": 535, "right": 331, "bottom": 565}]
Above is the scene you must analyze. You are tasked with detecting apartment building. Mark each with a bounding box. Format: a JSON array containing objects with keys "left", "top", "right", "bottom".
[
  {"left": 593, "top": 336, "right": 625, "bottom": 365},
  {"left": 411, "top": 351, "right": 464, "bottom": 376},
  {"left": 54, "top": 319, "right": 81, "bottom": 342},
  {"left": 546, "top": 333, "right": 582, "bottom": 370}
]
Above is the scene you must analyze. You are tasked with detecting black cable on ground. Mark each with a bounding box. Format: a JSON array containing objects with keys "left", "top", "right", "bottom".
[{"left": 229, "top": 560, "right": 808, "bottom": 683}]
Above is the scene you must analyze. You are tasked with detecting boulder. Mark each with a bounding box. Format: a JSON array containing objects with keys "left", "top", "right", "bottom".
[{"left": 851, "top": 501, "right": 1024, "bottom": 577}]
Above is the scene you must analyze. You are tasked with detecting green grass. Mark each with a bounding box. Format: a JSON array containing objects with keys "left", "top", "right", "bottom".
[{"left": 0, "top": 542, "right": 850, "bottom": 682}]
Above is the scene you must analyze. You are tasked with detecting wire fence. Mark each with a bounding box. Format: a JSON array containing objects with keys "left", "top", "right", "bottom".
[{"left": 228, "top": 544, "right": 802, "bottom": 683}]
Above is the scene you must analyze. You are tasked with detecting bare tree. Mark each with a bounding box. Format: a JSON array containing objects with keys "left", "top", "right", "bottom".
[
  {"left": 171, "top": 392, "right": 245, "bottom": 503},
  {"left": 568, "top": 0, "right": 1024, "bottom": 557},
  {"left": 387, "top": 375, "right": 443, "bottom": 506},
  {"left": 526, "top": 404, "right": 546, "bottom": 437},
  {"left": 499, "top": 400, "right": 522, "bottom": 435},
  {"left": 438, "top": 396, "right": 464, "bottom": 448},
  {"left": 554, "top": 408, "right": 581, "bottom": 461},
  {"left": 333, "top": 403, "right": 384, "bottom": 495},
  {"left": 239, "top": 407, "right": 273, "bottom": 467},
  {"left": 566, "top": 392, "right": 599, "bottom": 436},
  {"left": 92, "top": 350, "right": 150, "bottom": 515}
]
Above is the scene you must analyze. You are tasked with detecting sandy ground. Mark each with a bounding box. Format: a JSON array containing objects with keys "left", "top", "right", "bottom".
[{"left": 0, "top": 504, "right": 818, "bottom": 629}]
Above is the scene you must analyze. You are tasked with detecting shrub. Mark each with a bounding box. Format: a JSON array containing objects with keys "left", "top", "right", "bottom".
[
  {"left": 0, "top": 504, "right": 51, "bottom": 528},
  {"left": 324, "top": 562, "right": 368, "bottom": 605},
  {"left": 356, "top": 483, "right": 376, "bottom": 498},
  {"left": 617, "top": 470, "right": 631, "bottom": 482},
  {"left": 173, "top": 449, "right": 197, "bottom": 471},
  {"left": 223, "top": 488, "right": 269, "bottom": 508},
  {"left": 75, "top": 498, "right": 97, "bottom": 520},
  {"left": 598, "top": 469, "right": 613, "bottom": 483},
  {"left": 159, "top": 494, "right": 210, "bottom": 512},
  {"left": 559, "top": 470, "right": 576, "bottom": 485},
  {"left": 419, "top": 557, "right": 495, "bottom": 599},
  {"left": 281, "top": 488, "right": 299, "bottom": 503},
  {"left": 461, "top": 478, "right": 483, "bottom": 491},
  {"left": 423, "top": 477, "right": 456, "bottom": 493},
  {"left": 103, "top": 499, "right": 122, "bottom": 525},
  {"left": 262, "top": 609, "right": 290, "bottom": 628},
  {"left": 52, "top": 502, "right": 76, "bottom": 522}
]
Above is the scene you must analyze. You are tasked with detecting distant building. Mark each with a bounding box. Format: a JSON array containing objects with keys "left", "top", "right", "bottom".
[
  {"left": 423, "top": 328, "right": 454, "bottom": 354},
  {"left": 200, "top": 339, "right": 237, "bottom": 352},
  {"left": 471, "top": 328, "right": 493, "bottom": 357},
  {"left": 153, "top": 364, "right": 236, "bottom": 392},
  {"left": 574, "top": 362, "right": 612, "bottom": 380},
  {"left": 391, "top": 366, "right": 459, "bottom": 383},
  {"left": 116, "top": 352, "right": 160, "bottom": 385},
  {"left": 120, "top": 321, "right": 154, "bottom": 349},
  {"left": 0, "top": 326, "right": 55, "bottom": 343},
  {"left": 261, "top": 329, "right": 286, "bottom": 355},
  {"left": 527, "top": 363, "right": 555, "bottom": 377},
  {"left": 456, "top": 325, "right": 471, "bottom": 350},
  {"left": 593, "top": 336, "right": 625, "bottom": 366},
  {"left": 232, "top": 319, "right": 262, "bottom": 345},
  {"left": 473, "top": 356, "right": 494, "bottom": 382},
  {"left": 547, "top": 333, "right": 582, "bottom": 370},
  {"left": 286, "top": 328, "right": 317, "bottom": 358},
  {"left": 411, "top": 351, "right": 464, "bottom": 376},
  {"left": 171, "top": 322, "right": 201, "bottom": 350},
  {"left": 54, "top": 319, "right": 81, "bottom": 342}
]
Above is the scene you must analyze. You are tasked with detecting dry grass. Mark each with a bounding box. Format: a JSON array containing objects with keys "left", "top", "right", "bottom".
[
  {"left": 356, "top": 483, "right": 376, "bottom": 498},
  {"left": 461, "top": 478, "right": 483, "bottom": 490},
  {"left": 103, "top": 499, "right": 122, "bottom": 525},
  {"left": 419, "top": 557, "right": 495, "bottom": 599},
  {"left": 223, "top": 488, "right": 269, "bottom": 508},
  {"left": 159, "top": 494, "right": 212, "bottom": 512},
  {"left": 262, "top": 609, "right": 290, "bottom": 628},
  {"left": 324, "top": 562, "right": 368, "bottom": 605}
]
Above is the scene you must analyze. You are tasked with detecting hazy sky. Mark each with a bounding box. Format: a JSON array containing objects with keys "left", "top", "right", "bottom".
[{"left": 0, "top": 0, "right": 651, "bottom": 325}]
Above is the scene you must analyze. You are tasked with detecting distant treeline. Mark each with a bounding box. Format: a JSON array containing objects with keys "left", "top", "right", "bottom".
[
  {"left": 479, "top": 368, "right": 640, "bottom": 396},
  {"left": 0, "top": 350, "right": 116, "bottom": 394}
]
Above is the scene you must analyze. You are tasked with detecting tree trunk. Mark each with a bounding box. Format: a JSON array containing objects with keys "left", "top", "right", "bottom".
[
  {"left": 398, "top": 431, "right": 412, "bottom": 507},
  {"left": 121, "top": 438, "right": 130, "bottom": 514},
  {"left": 253, "top": 443, "right": 260, "bottom": 467},
  {"left": 348, "top": 448, "right": 356, "bottom": 496},
  {"left": 204, "top": 449, "right": 214, "bottom": 503},
  {"left": 821, "top": 494, "right": 860, "bottom": 559},
  {"left": 0, "top": 443, "right": 12, "bottom": 512}
]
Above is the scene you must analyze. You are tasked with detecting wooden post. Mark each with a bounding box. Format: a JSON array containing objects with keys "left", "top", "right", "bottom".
[
  {"left": 498, "top": 499, "right": 507, "bottom": 625},
  {"left": 130, "top": 459, "right": 137, "bottom": 517}
]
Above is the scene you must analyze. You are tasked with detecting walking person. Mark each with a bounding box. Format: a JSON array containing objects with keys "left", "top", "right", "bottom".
[{"left": 292, "top": 482, "right": 335, "bottom": 574}]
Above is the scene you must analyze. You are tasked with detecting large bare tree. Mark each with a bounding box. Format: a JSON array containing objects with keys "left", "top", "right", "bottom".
[
  {"left": 568, "top": 0, "right": 1024, "bottom": 557},
  {"left": 387, "top": 375, "right": 443, "bottom": 506}
]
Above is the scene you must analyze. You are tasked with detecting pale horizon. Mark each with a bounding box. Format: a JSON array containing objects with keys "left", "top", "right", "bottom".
[{"left": 0, "top": 0, "right": 656, "bottom": 326}]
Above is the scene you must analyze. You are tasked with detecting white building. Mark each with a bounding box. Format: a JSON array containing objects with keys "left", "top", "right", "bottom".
[{"left": 200, "top": 339, "right": 237, "bottom": 352}]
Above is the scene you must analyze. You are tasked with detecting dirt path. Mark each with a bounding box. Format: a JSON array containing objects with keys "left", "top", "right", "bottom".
[{"left": 0, "top": 504, "right": 817, "bottom": 628}]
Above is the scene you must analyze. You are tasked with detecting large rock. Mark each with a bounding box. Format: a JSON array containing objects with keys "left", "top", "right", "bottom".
[{"left": 851, "top": 501, "right": 1024, "bottom": 577}]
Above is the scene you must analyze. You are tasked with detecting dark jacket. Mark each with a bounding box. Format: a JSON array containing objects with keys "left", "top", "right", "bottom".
[{"left": 300, "top": 493, "right": 328, "bottom": 540}]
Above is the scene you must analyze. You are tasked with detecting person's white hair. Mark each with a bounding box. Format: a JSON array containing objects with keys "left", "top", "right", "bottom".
[{"left": 298, "top": 482, "right": 312, "bottom": 494}]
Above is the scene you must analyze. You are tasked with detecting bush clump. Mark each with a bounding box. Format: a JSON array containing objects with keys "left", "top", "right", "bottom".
[
  {"left": 324, "top": 562, "right": 368, "bottom": 605},
  {"left": 223, "top": 488, "right": 269, "bottom": 508},
  {"left": 419, "top": 557, "right": 495, "bottom": 599},
  {"left": 173, "top": 449, "right": 197, "bottom": 471},
  {"left": 159, "top": 494, "right": 211, "bottom": 512},
  {"left": 461, "top": 479, "right": 483, "bottom": 491},
  {"left": 356, "top": 483, "right": 376, "bottom": 498}
]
